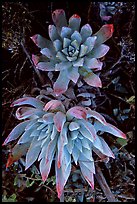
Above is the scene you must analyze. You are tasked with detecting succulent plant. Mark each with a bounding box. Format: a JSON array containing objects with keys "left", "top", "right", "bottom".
[
  {"left": 31, "top": 9, "right": 114, "bottom": 96},
  {"left": 3, "top": 97, "right": 126, "bottom": 198}
]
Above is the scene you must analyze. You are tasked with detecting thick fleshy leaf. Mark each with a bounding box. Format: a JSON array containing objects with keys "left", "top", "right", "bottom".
[
  {"left": 84, "top": 36, "right": 97, "bottom": 53},
  {"left": 81, "top": 147, "right": 94, "bottom": 162},
  {"left": 66, "top": 134, "right": 74, "bottom": 154},
  {"left": 66, "top": 106, "right": 87, "bottom": 119},
  {"left": 69, "top": 121, "right": 80, "bottom": 131},
  {"left": 93, "top": 24, "right": 114, "bottom": 46},
  {"left": 55, "top": 153, "right": 71, "bottom": 198},
  {"left": 79, "top": 162, "right": 94, "bottom": 189},
  {"left": 52, "top": 9, "right": 67, "bottom": 32},
  {"left": 94, "top": 121, "right": 126, "bottom": 139},
  {"left": 63, "top": 38, "right": 71, "bottom": 48},
  {"left": 56, "top": 51, "right": 67, "bottom": 61},
  {"left": 40, "top": 48, "right": 56, "bottom": 59},
  {"left": 67, "top": 66, "right": 79, "bottom": 84},
  {"left": 72, "top": 58, "right": 84, "bottom": 67},
  {"left": 43, "top": 100, "right": 65, "bottom": 112},
  {"left": 48, "top": 25, "right": 60, "bottom": 41},
  {"left": 53, "top": 39, "right": 62, "bottom": 51},
  {"left": 69, "top": 14, "right": 81, "bottom": 31},
  {"left": 75, "top": 138, "right": 82, "bottom": 152},
  {"left": 83, "top": 72, "right": 102, "bottom": 88},
  {"left": 89, "top": 44, "right": 110, "bottom": 58},
  {"left": 30, "top": 34, "right": 53, "bottom": 49},
  {"left": 78, "top": 120, "right": 96, "bottom": 140},
  {"left": 6, "top": 142, "right": 30, "bottom": 168},
  {"left": 72, "top": 145, "right": 80, "bottom": 165},
  {"left": 80, "top": 164, "right": 95, "bottom": 187},
  {"left": 84, "top": 57, "right": 103, "bottom": 70},
  {"left": 17, "top": 128, "right": 35, "bottom": 144},
  {"left": 57, "top": 124, "right": 68, "bottom": 168},
  {"left": 11, "top": 97, "right": 44, "bottom": 109},
  {"left": 40, "top": 138, "right": 57, "bottom": 181},
  {"left": 55, "top": 61, "right": 72, "bottom": 71},
  {"left": 36, "top": 61, "right": 55, "bottom": 71},
  {"left": 53, "top": 70, "right": 70, "bottom": 96},
  {"left": 79, "top": 124, "right": 94, "bottom": 143},
  {"left": 93, "top": 136, "right": 115, "bottom": 158},
  {"left": 86, "top": 108, "right": 107, "bottom": 125},
  {"left": 80, "top": 24, "right": 92, "bottom": 42},
  {"left": 25, "top": 138, "right": 41, "bottom": 170},
  {"left": 16, "top": 107, "right": 43, "bottom": 120},
  {"left": 3, "top": 120, "right": 31, "bottom": 145},
  {"left": 71, "top": 31, "right": 82, "bottom": 45},
  {"left": 32, "top": 54, "right": 40, "bottom": 66},
  {"left": 81, "top": 138, "right": 91, "bottom": 150},
  {"left": 67, "top": 56, "right": 77, "bottom": 62},
  {"left": 53, "top": 111, "right": 66, "bottom": 132},
  {"left": 79, "top": 45, "right": 88, "bottom": 57},
  {"left": 43, "top": 113, "right": 54, "bottom": 124},
  {"left": 61, "top": 27, "right": 72, "bottom": 38},
  {"left": 50, "top": 125, "right": 58, "bottom": 140}
]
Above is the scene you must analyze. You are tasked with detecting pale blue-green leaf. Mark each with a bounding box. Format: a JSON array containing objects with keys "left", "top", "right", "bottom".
[
  {"left": 53, "top": 39, "right": 62, "bottom": 52},
  {"left": 94, "top": 121, "right": 126, "bottom": 139},
  {"left": 79, "top": 154, "right": 95, "bottom": 173},
  {"left": 67, "top": 56, "right": 77, "bottom": 62},
  {"left": 71, "top": 39, "right": 80, "bottom": 49},
  {"left": 89, "top": 44, "right": 110, "bottom": 58},
  {"left": 30, "top": 129, "right": 41, "bottom": 137},
  {"left": 79, "top": 45, "right": 88, "bottom": 57},
  {"left": 72, "top": 58, "right": 84, "bottom": 67},
  {"left": 25, "top": 138, "right": 41, "bottom": 170},
  {"left": 62, "top": 47, "right": 69, "bottom": 56},
  {"left": 30, "top": 34, "right": 54, "bottom": 50},
  {"left": 11, "top": 97, "right": 44, "bottom": 109},
  {"left": 36, "top": 61, "right": 55, "bottom": 71},
  {"left": 3, "top": 120, "right": 30, "bottom": 145},
  {"left": 61, "top": 27, "right": 72, "bottom": 38},
  {"left": 51, "top": 125, "right": 58, "bottom": 140},
  {"left": 81, "top": 138, "right": 91, "bottom": 150},
  {"left": 63, "top": 38, "right": 71, "bottom": 48},
  {"left": 17, "top": 129, "right": 34, "bottom": 144},
  {"left": 55, "top": 61, "right": 72, "bottom": 71},
  {"left": 79, "top": 162, "right": 94, "bottom": 189},
  {"left": 69, "top": 14, "right": 81, "bottom": 31},
  {"left": 66, "top": 134, "right": 74, "bottom": 154},
  {"left": 53, "top": 70, "right": 70, "bottom": 96},
  {"left": 75, "top": 138, "right": 82, "bottom": 152},
  {"left": 86, "top": 108, "right": 107, "bottom": 125},
  {"left": 42, "top": 113, "right": 54, "bottom": 124},
  {"left": 84, "top": 57, "right": 103, "bottom": 70},
  {"left": 80, "top": 24, "right": 92, "bottom": 42},
  {"left": 69, "top": 121, "right": 80, "bottom": 131},
  {"left": 71, "top": 31, "right": 82, "bottom": 45},
  {"left": 48, "top": 25, "right": 60, "bottom": 41},
  {"left": 38, "top": 131, "right": 48, "bottom": 141},
  {"left": 57, "top": 123, "right": 68, "bottom": 168},
  {"left": 56, "top": 51, "right": 67, "bottom": 61},
  {"left": 70, "top": 130, "right": 79, "bottom": 140},
  {"left": 67, "top": 66, "right": 79, "bottom": 84},
  {"left": 40, "top": 48, "right": 56, "bottom": 59},
  {"left": 84, "top": 36, "right": 97, "bottom": 53},
  {"left": 72, "top": 145, "right": 80, "bottom": 165},
  {"left": 81, "top": 147, "right": 94, "bottom": 162}
]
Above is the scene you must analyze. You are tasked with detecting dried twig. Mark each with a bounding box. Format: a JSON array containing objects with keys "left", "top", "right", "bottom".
[
  {"left": 95, "top": 165, "right": 117, "bottom": 202},
  {"left": 20, "top": 41, "right": 45, "bottom": 85}
]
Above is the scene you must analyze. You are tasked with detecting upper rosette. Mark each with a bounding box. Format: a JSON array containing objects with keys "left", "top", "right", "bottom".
[{"left": 31, "top": 9, "right": 114, "bottom": 95}]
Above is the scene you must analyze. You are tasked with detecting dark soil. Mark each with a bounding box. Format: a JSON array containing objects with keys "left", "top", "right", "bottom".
[{"left": 2, "top": 2, "right": 135, "bottom": 202}]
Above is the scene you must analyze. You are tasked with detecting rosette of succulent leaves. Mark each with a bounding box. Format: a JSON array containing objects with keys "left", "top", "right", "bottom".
[
  {"left": 31, "top": 9, "right": 114, "bottom": 96},
  {"left": 3, "top": 97, "right": 126, "bottom": 198}
]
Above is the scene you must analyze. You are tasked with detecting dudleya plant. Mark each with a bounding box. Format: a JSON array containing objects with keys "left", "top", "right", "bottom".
[
  {"left": 31, "top": 9, "right": 114, "bottom": 96},
  {"left": 3, "top": 97, "right": 126, "bottom": 198}
]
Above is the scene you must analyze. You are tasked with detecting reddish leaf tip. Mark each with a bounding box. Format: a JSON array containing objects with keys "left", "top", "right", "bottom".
[{"left": 71, "top": 14, "right": 80, "bottom": 19}]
